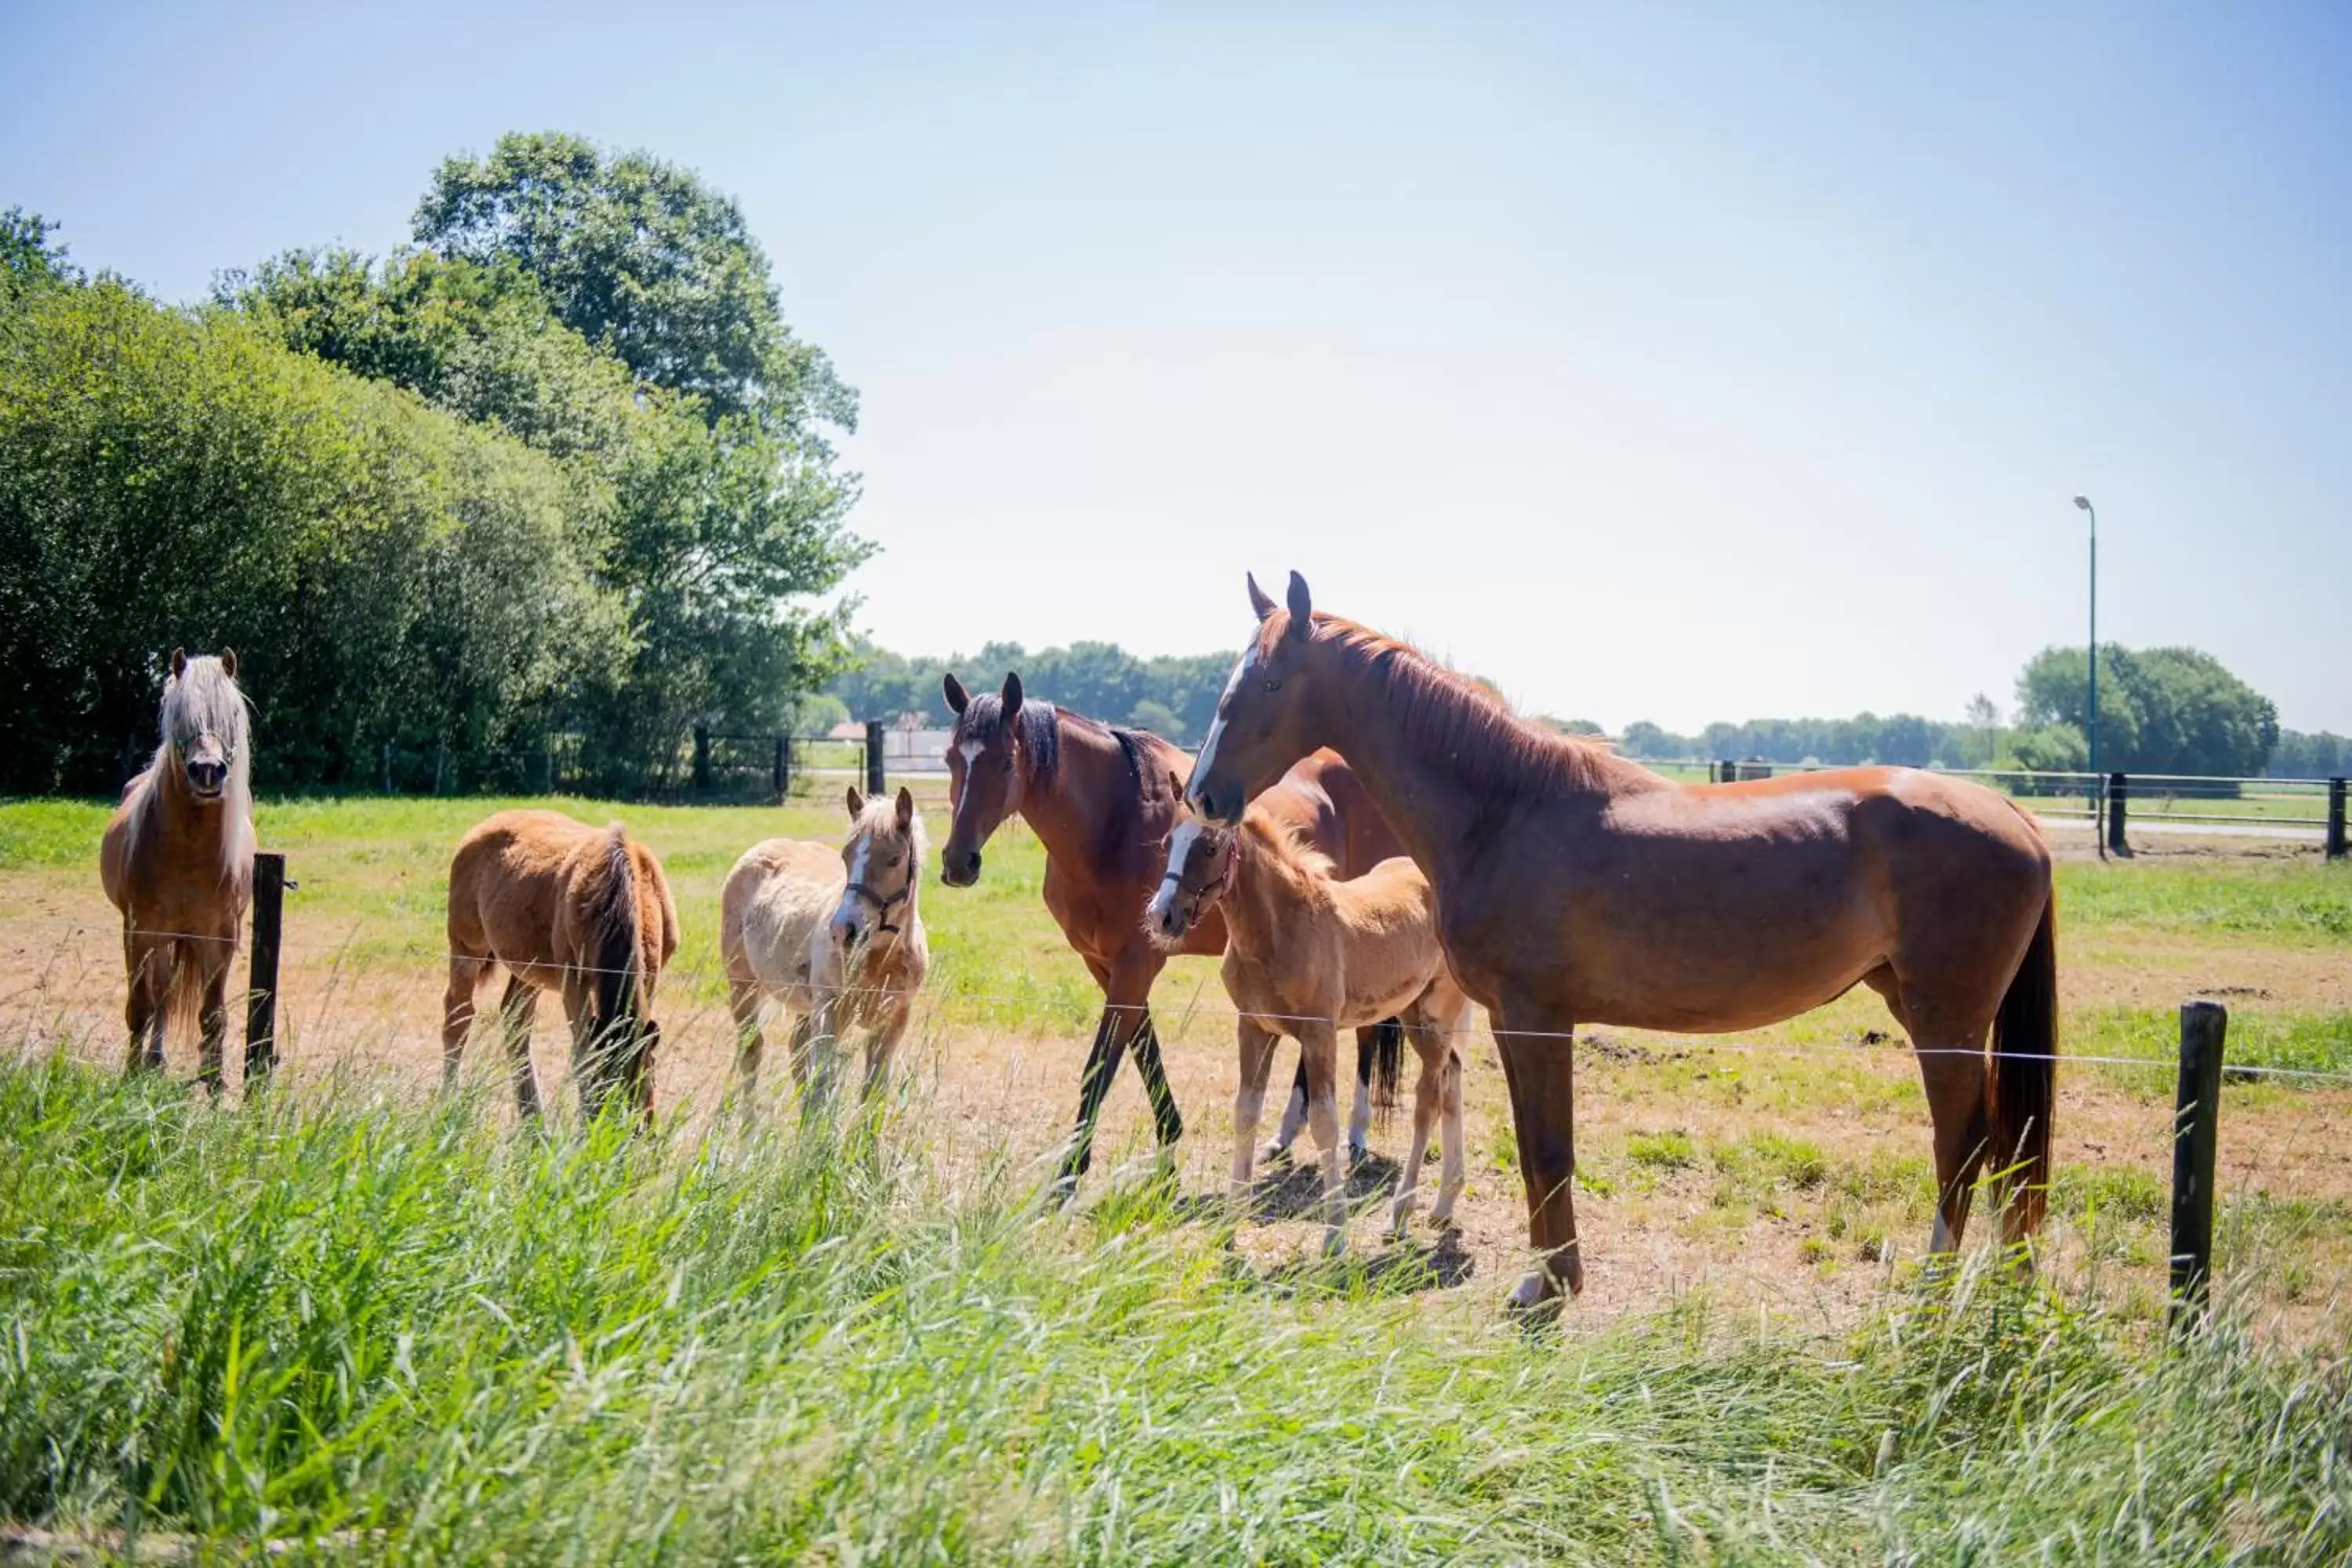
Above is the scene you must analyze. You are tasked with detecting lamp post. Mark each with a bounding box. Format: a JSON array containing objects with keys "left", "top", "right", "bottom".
[{"left": 2074, "top": 495, "right": 2099, "bottom": 840}]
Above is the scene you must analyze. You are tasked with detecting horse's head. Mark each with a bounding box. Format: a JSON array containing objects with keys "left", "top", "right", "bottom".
[
  {"left": 833, "top": 784, "right": 923, "bottom": 953},
  {"left": 939, "top": 671, "right": 1044, "bottom": 887},
  {"left": 161, "top": 648, "right": 248, "bottom": 804},
  {"left": 1145, "top": 775, "right": 1238, "bottom": 947},
  {"left": 1186, "top": 573, "right": 1323, "bottom": 825}
]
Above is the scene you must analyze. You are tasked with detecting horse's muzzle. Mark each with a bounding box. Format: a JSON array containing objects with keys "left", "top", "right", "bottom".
[
  {"left": 941, "top": 848, "right": 982, "bottom": 887},
  {"left": 186, "top": 761, "right": 227, "bottom": 798}
]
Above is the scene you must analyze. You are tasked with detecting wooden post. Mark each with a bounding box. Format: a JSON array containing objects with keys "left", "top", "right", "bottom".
[
  {"left": 243, "top": 852, "right": 287, "bottom": 1088},
  {"left": 544, "top": 744, "right": 556, "bottom": 796},
  {"left": 2169, "top": 1000, "right": 2227, "bottom": 1329},
  {"left": 1717, "top": 758, "right": 1737, "bottom": 784},
  {"left": 693, "top": 723, "right": 713, "bottom": 793},
  {"left": 433, "top": 739, "right": 446, "bottom": 796},
  {"left": 2107, "top": 771, "right": 2129, "bottom": 855},
  {"left": 2329, "top": 778, "right": 2347, "bottom": 860},
  {"left": 382, "top": 741, "right": 394, "bottom": 793},
  {"left": 865, "top": 719, "right": 887, "bottom": 797},
  {"left": 772, "top": 735, "right": 789, "bottom": 801}
]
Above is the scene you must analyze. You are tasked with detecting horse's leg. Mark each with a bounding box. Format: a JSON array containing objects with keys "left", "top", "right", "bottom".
[
  {"left": 194, "top": 942, "right": 231, "bottom": 1099},
  {"left": 441, "top": 952, "right": 488, "bottom": 1093},
  {"left": 862, "top": 1000, "right": 913, "bottom": 1102},
  {"left": 1868, "top": 968, "right": 1992, "bottom": 1256},
  {"left": 1390, "top": 1024, "right": 1443, "bottom": 1238},
  {"left": 563, "top": 971, "right": 608, "bottom": 1122},
  {"left": 1433, "top": 1047, "right": 1466, "bottom": 1228},
  {"left": 1058, "top": 951, "right": 1169, "bottom": 1191},
  {"left": 785, "top": 1008, "right": 818, "bottom": 1096},
  {"left": 497, "top": 976, "right": 543, "bottom": 1120},
  {"left": 1494, "top": 1002, "right": 1584, "bottom": 1309},
  {"left": 1348, "top": 1026, "right": 1378, "bottom": 1163},
  {"left": 123, "top": 927, "right": 169, "bottom": 1074},
  {"left": 1230, "top": 1016, "right": 1282, "bottom": 1200},
  {"left": 727, "top": 974, "right": 767, "bottom": 1093},
  {"left": 1267, "top": 1051, "right": 1310, "bottom": 1165},
  {"left": 1298, "top": 1018, "right": 1348, "bottom": 1254}
]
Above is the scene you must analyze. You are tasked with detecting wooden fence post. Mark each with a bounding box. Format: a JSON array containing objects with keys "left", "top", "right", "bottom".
[
  {"left": 243, "top": 851, "right": 287, "bottom": 1089},
  {"left": 1717, "top": 759, "right": 1737, "bottom": 784},
  {"left": 2107, "top": 771, "right": 2129, "bottom": 855},
  {"left": 2169, "top": 1000, "right": 2227, "bottom": 1330},
  {"left": 693, "top": 724, "right": 713, "bottom": 793},
  {"left": 866, "top": 720, "right": 887, "bottom": 797},
  {"left": 772, "top": 735, "right": 789, "bottom": 801},
  {"left": 2328, "top": 778, "right": 2347, "bottom": 860},
  {"left": 382, "top": 742, "right": 394, "bottom": 793}
]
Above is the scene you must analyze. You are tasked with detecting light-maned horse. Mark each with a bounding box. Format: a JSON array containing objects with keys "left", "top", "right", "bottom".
[
  {"left": 722, "top": 785, "right": 931, "bottom": 1106},
  {"left": 100, "top": 650, "right": 256, "bottom": 1093},
  {"left": 441, "top": 810, "right": 679, "bottom": 1124},
  {"left": 1147, "top": 786, "right": 1469, "bottom": 1251},
  {"left": 938, "top": 672, "right": 1408, "bottom": 1192},
  {"left": 1186, "top": 573, "right": 2056, "bottom": 1313}
]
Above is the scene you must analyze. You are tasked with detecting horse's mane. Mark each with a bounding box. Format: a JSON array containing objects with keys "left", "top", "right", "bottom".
[
  {"left": 848, "top": 793, "right": 930, "bottom": 863},
  {"left": 1239, "top": 808, "right": 1338, "bottom": 887},
  {"left": 123, "top": 655, "right": 256, "bottom": 891},
  {"left": 952, "top": 693, "right": 1062, "bottom": 783},
  {"left": 1280, "top": 615, "right": 1640, "bottom": 801}
]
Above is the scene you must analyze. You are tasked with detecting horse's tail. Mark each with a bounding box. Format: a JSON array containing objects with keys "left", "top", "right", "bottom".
[
  {"left": 1369, "top": 1017, "right": 1406, "bottom": 1130},
  {"left": 1989, "top": 887, "right": 2057, "bottom": 1234},
  {"left": 585, "top": 826, "right": 648, "bottom": 1111}
]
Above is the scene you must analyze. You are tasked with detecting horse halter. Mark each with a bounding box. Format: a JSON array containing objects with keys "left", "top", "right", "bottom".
[
  {"left": 840, "top": 880, "right": 910, "bottom": 935},
  {"left": 1157, "top": 829, "right": 1235, "bottom": 927},
  {"left": 174, "top": 728, "right": 237, "bottom": 765}
]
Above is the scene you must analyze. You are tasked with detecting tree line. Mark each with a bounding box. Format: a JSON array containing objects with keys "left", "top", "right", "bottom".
[
  {"left": 0, "top": 132, "right": 864, "bottom": 797},
  {"left": 831, "top": 632, "right": 2328, "bottom": 780}
]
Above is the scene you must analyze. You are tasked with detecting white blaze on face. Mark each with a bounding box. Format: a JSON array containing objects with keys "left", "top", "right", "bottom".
[
  {"left": 1147, "top": 819, "right": 1203, "bottom": 928},
  {"left": 833, "top": 832, "right": 873, "bottom": 939},
  {"left": 1189, "top": 644, "right": 1260, "bottom": 797},
  {"left": 957, "top": 739, "right": 983, "bottom": 767}
]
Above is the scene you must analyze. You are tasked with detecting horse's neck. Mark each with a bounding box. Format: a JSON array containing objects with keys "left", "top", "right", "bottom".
[
  {"left": 1225, "top": 826, "right": 1316, "bottom": 949},
  {"left": 1018, "top": 720, "right": 1139, "bottom": 864}
]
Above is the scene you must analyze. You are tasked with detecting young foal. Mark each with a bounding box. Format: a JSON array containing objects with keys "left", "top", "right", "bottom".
[
  {"left": 100, "top": 650, "right": 256, "bottom": 1093},
  {"left": 442, "top": 810, "right": 678, "bottom": 1124},
  {"left": 1188, "top": 572, "right": 2058, "bottom": 1313},
  {"left": 722, "top": 786, "right": 931, "bottom": 1106},
  {"left": 1147, "top": 793, "right": 1468, "bottom": 1252}
]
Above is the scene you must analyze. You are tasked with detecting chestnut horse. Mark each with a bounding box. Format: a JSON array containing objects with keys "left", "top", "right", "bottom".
[
  {"left": 722, "top": 785, "right": 931, "bottom": 1106},
  {"left": 442, "top": 810, "right": 679, "bottom": 1124},
  {"left": 1147, "top": 789, "right": 1469, "bottom": 1251},
  {"left": 1187, "top": 573, "right": 2056, "bottom": 1312},
  {"left": 938, "top": 672, "right": 1406, "bottom": 1192},
  {"left": 99, "top": 650, "right": 256, "bottom": 1094}
]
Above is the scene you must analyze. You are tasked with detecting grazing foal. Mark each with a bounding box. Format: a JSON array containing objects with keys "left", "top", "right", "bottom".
[
  {"left": 722, "top": 786, "right": 931, "bottom": 1107},
  {"left": 443, "top": 810, "right": 679, "bottom": 1124},
  {"left": 1148, "top": 789, "right": 1469, "bottom": 1252},
  {"left": 100, "top": 650, "right": 256, "bottom": 1093}
]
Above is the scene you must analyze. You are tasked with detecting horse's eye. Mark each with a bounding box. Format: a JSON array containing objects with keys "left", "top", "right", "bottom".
[
  {"left": 1000, "top": 757, "right": 1014, "bottom": 774},
  {"left": 1262, "top": 678, "right": 1282, "bottom": 693}
]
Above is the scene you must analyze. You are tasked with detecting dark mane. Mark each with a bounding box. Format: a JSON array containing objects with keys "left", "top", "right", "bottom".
[
  {"left": 953, "top": 694, "right": 1062, "bottom": 782},
  {"left": 1281, "top": 616, "right": 1639, "bottom": 800}
]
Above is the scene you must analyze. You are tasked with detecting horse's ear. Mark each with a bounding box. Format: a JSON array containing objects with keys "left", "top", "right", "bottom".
[
  {"left": 943, "top": 672, "right": 969, "bottom": 715},
  {"left": 220, "top": 648, "right": 238, "bottom": 680},
  {"left": 895, "top": 786, "right": 916, "bottom": 830},
  {"left": 1247, "top": 573, "right": 1276, "bottom": 622},
  {"left": 845, "top": 784, "right": 865, "bottom": 818},
  {"left": 1000, "top": 672, "right": 1023, "bottom": 723},
  {"left": 170, "top": 648, "right": 187, "bottom": 679},
  {"left": 1285, "top": 572, "right": 1313, "bottom": 637}
]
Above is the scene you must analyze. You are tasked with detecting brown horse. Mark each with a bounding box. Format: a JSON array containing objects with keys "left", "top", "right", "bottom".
[
  {"left": 442, "top": 810, "right": 679, "bottom": 1124},
  {"left": 938, "top": 673, "right": 1406, "bottom": 1192},
  {"left": 722, "top": 786, "right": 931, "bottom": 1106},
  {"left": 99, "top": 650, "right": 256, "bottom": 1093},
  {"left": 1186, "top": 573, "right": 2056, "bottom": 1312},
  {"left": 1147, "top": 789, "right": 1469, "bottom": 1251}
]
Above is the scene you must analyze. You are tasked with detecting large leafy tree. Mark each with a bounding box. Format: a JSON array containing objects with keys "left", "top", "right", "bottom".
[{"left": 2016, "top": 644, "right": 2278, "bottom": 777}]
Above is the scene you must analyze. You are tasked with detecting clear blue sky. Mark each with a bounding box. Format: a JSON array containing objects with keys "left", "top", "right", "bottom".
[{"left": 6, "top": 2, "right": 2347, "bottom": 733}]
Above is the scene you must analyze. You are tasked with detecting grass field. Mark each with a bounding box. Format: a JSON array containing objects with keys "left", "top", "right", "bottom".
[{"left": 4, "top": 791, "right": 2350, "bottom": 1560}]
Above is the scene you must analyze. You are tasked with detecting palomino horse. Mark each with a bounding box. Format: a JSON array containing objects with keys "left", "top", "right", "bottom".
[
  {"left": 1147, "top": 786, "right": 1469, "bottom": 1251},
  {"left": 938, "top": 672, "right": 1407, "bottom": 1192},
  {"left": 722, "top": 785, "right": 931, "bottom": 1106},
  {"left": 1187, "top": 573, "right": 2056, "bottom": 1312},
  {"left": 442, "top": 810, "right": 679, "bottom": 1123},
  {"left": 99, "top": 650, "right": 256, "bottom": 1093}
]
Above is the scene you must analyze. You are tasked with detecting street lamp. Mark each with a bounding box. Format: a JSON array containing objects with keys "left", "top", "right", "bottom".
[{"left": 2074, "top": 495, "right": 2099, "bottom": 838}]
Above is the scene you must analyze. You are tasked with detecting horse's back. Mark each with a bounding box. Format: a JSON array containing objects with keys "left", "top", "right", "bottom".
[
  {"left": 721, "top": 837, "right": 844, "bottom": 991},
  {"left": 1263, "top": 749, "right": 1405, "bottom": 876},
  {"left": 448, "top": 809, "right": 604, "bottom": 966}
]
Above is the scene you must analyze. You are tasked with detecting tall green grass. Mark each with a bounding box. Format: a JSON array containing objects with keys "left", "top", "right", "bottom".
[{"left": 2, "top": 1060, "right": 2346, "bottom": 1563}]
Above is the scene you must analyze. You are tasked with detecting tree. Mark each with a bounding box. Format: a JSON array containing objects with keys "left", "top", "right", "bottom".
[
  {"left": 2, "top": 208, "right": 79, "bottom": 287},
  {"left": 413, "top": 131, "right": 852, "bottom": 434},
  {"left": 1126, "top": 699, "right": 1183, "bottom": 741},
  {"left": 2016, "top": 644, "right": 2278, "bottom": 775}
]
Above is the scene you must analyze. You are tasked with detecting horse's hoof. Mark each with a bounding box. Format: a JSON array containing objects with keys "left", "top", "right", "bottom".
[
  {"left": 1348, "top": 1138, "right": 1370, "bottom": 1165},
  {"left": 1260, "top": 1142, "right": 1293, "bottom": 1167},
  {"left": 1323, "top": 1229, "right": 1348, "bottom": 1259}
]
